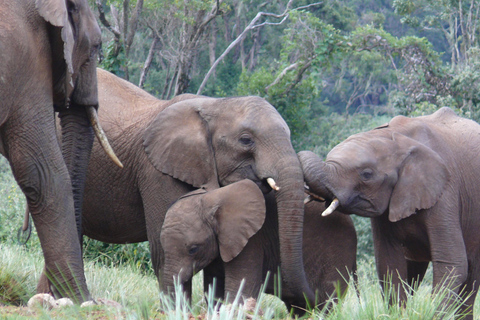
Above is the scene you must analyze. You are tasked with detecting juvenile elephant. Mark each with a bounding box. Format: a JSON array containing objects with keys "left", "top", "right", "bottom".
[
  {"left": 160, "top": 179, "right": 357, "bottom": 309},
  {"left": 76, "top": 69, "right": 315, "bottom": 307},
  {"left": 299, "top": 107, "right": 480, "bottom": 318},
  {"left": 0, "top": 0, "right": 118, "bottom": 302}
]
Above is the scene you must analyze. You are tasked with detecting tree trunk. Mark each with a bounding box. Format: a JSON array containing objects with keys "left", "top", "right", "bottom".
[
  {"left": 209, "top": 20, "right": 217, "bottom": 81},
  {"left": 139, "top": 35, "right": 159, "bottom": 89}
]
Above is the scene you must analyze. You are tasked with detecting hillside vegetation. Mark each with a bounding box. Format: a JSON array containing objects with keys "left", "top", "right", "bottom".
[{"left": 1, "top": 0, "right": 480, "bottom": 318}]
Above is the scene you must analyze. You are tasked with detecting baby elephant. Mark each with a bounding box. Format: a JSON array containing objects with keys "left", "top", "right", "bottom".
[{"left": 160, "top": 179, "right": 357, "bottom": 310}]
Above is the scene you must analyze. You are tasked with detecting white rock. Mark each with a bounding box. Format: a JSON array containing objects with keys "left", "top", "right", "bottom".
[
  {"left": 55, "top": 297, "right": 74, "bottom": 308},
  {"left": 27, "top": 293, "right": 56, "bottom": 311},
  {"left": 80, "top": 300, "right": 97, "bottom": 307}
]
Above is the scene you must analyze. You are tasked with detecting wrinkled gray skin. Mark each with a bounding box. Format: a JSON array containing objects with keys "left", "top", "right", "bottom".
[
  {"left": 161, "top": 179, "right": 357, "bottom": 310},
  {"left": 0, "top": 0, "right": 101, "bottom": 302},
  {"left": 79, "top": 69, "right": 315, "bottom": 307},
  {"left": 299, "top": 107, "right": 480, "bottom": 319}
]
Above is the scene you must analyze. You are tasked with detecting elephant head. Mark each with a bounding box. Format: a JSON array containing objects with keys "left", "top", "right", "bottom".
[
  {"left": 144, "top": 96, "right": 315, "bottom": 305},
  {"left": 160, "top": 180, "right": 266, "bottom": 297},
  {"left": 37, "top": 0, "right": 101, "bottom": 109},
  {"left": 37, "top": 0, "right": 121, "bottom": 237},
  {"left": 298, "top": 125, "right": 450, "bottom": 222}
]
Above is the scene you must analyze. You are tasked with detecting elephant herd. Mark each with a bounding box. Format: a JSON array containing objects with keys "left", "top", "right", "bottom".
[{"left": 1, "top": 1, "right": 480, "bottom": 319}]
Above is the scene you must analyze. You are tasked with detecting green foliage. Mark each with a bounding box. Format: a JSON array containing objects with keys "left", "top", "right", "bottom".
[
  {"left": 313, "top": 260, "right": 469, "bottom": 320},
  {"left": 0, "top": 267, "right": 29, "bottom": 306},
  {"left": 0, "top": 158, "right": 39, "bottom": 249},
  {"left": 83, "top": 239, "right": 153, "bottom": 276},
  {"left": 236, "top": 67, "right": 317, "bottom": 149},
  {"left": 236, "top": 11, "right": 348, "bottom": 147},
  {"left": 307, "top": 0, "right": 357, "bottom": 31},
  {"left": 99, "top": 39, "right": 127, "bottom": 77},
  {"left": 302, "top": 112, "right": 393, "bottom": 157},
  {"left": 195, "top": 55, "right": 243, "bottom": 97},
  {"left": 351, "top": 216, "right": 375, "bottom": 262}
]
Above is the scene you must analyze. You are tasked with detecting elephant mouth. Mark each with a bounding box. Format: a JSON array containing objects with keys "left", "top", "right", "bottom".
[{"left": 325, "top": 193, "right": 380, "bottom": 217}]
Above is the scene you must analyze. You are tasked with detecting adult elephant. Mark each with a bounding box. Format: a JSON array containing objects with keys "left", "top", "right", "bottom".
[
  {"left": 299, "top": 107, "right": 480, "bottom": 319},
  {"left": 80, "top": 68, "right": 315, "bottom": 308},
  {"left": 0, "top": 0, "right": 118, "bottom": 302},
  {"left": 160, "top": 180, "right": 357, "bottom": 310}
]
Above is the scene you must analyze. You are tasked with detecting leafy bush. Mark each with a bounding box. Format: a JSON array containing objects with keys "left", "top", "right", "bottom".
[
  {"left": 299, "top": 112, "right": 393, "bottom": 156},
  {"left": 83, "top": 239, "right": 153, "bottom": 276}
]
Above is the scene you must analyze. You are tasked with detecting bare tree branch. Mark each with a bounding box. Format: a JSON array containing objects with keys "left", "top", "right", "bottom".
[
  {"left": 265, "top": 62, "right": 298, "bottom": 93},
  {"left": 280, "top": 59, "right": 313, "bottom": 96},
  {"left": 96, "top": 0, "right": 121, "bottom": 38},
  {"left": 196, "top": 1, "right": 323, "bottom": 94},
  {"left": 125, "top": 0, "right": 144, "bottom": 56}
]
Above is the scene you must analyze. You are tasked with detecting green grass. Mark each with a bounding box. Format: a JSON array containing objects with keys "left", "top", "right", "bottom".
[{"left": 0, "top": 157, "right": 478, "bottom": 319}]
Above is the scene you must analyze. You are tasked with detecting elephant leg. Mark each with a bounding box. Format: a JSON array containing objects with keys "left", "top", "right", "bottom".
[
  {"left": 139, "top": 174, "right": 193, "bottom": 290},
  {"left": 36, "top": 268, "right": 51, "bottom": 295},
  {"left": 426, "top": 204, "right": 468, "bottom": 309},
  {"left": 1, "top": 108, "right": 89, "bottom": 302},
  {"left": 36, "top": 110, "right": 93, "bottom": 297},
  {"left": 371, "top": 219, "right": 408, "bottom": 304},
  {"left": 458, "top": 260, "right": 480, "bottom": 320},
  {"left": 203, "top": 257, "right": 225, "bottom": 302}
]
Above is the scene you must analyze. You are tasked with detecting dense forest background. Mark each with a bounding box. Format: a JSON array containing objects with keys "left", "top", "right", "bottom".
[
  {"left": 87, "top": 0, "right": 480, "bottom": 262},
  {"left": 92, "top": 0, "right": 480, "bottom": 154}
]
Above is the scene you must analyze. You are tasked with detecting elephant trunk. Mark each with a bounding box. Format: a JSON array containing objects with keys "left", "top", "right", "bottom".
[
  {"left": 58, "top": 107, "right": 94, "bottom": 241},
  {"left": 162, "top": 265, "right": 193, "bottom": 300},
  {"left": 298, "top": 151, "right": 335, "bottom": 201},
  {"left": 266, "top": 151, "right": 316, "bottom": 308},
  {"left": 70, "top": 63, "right": 123, "bottom": 168}
]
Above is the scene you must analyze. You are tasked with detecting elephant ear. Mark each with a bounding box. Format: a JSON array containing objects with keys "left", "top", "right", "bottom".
[
  {"left": 204, "top": 180, "right": 266, "bottom": 262},
  {"left": 143, "top": 98, "right": 218, "bottom": 189},
  {"left": 389, "top": 132, "right": 450, "bottom": 222},
  {"left": 36, "top": 0, "right": 75, "bottom": 99}
]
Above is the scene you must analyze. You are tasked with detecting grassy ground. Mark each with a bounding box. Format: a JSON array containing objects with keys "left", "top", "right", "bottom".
[{"left": 0, "top": 157, "right": 477, "bottom": 319}]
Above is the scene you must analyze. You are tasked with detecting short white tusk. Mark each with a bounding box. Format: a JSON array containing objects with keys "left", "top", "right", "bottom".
[
  {"left": 267, "top": 178, "right": 280, "bottom": 191},
  {"left": 304, "top": 195, "right": 312, "bottom": 204},
  {"left": 322, "top": 198, "right": 340, "bottom": 217},
  {"left": 87, "top": 106, "right": 124, "bottom": 168}
]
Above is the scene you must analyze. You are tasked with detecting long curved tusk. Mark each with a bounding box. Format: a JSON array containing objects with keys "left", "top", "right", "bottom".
[
  {"left": 267, "top": 178, "right": 280, "bottom": 191},
  {"left": 86, "top": 106, "right": 124, "bottom": 168},
  {"left": 322, "top": 198, "right": 340, "bottom": 217}
]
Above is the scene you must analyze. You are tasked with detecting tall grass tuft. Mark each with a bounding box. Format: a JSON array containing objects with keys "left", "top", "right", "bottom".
[{"left": 311, "top": 260, "right": 472, "bottom": 320}]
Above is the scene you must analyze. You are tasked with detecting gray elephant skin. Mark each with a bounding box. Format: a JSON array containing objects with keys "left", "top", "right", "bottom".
[
  {"left": 0, "top": 0, "right": 103, "bottom": 302},
  {"left": 299, "top": 107, "right": 480, "bottom": 318},
  {"left": 79, "top": 68, "right": 315, "bottom": 307},
  {"left": 161, "top": 179, "right": 357, "bottom": 309}
]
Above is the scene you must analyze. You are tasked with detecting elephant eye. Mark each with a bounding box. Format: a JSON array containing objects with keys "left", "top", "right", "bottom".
[
  {"left": 360, "top": 168, "right": 374, "bottom": 181},
  {"left": 67, "top": 0, "right": 78, "bottom": 13},
  {"left": 188, "top": 246, "right": 199, "bottom": 255},
  {"left": 239, "top": 135, "right": 254, "bottom": 147}
]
